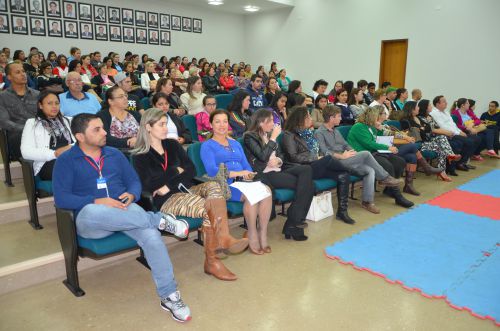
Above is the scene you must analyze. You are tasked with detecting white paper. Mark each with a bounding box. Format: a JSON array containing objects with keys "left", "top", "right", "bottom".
[
  {"left": 377, "top": 149, "right": 393, "bottom": 153},
  {"left": 230, "top": 181, "right": 271, "bottom": 206},
  {"left": 376, "top": 136, "right": 394, "bottom": 146}
]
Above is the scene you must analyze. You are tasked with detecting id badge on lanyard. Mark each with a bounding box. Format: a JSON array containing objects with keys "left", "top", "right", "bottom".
[{"left": 85, "top": 156, "right": 110, "bottom": 198}]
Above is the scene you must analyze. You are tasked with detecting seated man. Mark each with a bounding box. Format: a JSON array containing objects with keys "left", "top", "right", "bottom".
[
  {"left": 245, "top": 74, "right": 267, "bottom": 114},
  {"left": 430, "top": 95, "right": 481, "bottom": 171},
  {"left": 314, "top": 105, "right": 400, "bottom": 214},
  {"left": 52, "top": 113, "right": 192, "bottom": 322},
  {"left": 0, "top": 63, "right": 39, "bottom": 159},
  {"left": 59, "top": 72, "right": 101, "bottom": 117}
]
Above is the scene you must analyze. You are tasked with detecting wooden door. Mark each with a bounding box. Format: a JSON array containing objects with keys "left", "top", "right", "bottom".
[{"left": 379, "top": 39, "right": 408, "bottom": 88}]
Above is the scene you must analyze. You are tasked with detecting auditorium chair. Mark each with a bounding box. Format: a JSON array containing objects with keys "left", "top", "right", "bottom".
[
  {"left": 0, "top": 129, "right": 13, "bottom": 187},
  {"left": 215, "top": 94, "right": 234, "bottom": 110},
  {"left": 182, "top": 115, "right": 199, "bottom": 143}
]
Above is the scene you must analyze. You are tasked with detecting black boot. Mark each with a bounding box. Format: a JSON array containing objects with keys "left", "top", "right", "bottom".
[
  {"left": 335, "top": 173, "right": 356, "bottom": 224},
  {"left": 392, "top": 187, "right": 414, "bottom": 208}
]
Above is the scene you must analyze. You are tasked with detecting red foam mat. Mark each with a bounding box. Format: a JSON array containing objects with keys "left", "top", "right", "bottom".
[{"left": 427, "top": 189, "right": 500, "bottom": 220}]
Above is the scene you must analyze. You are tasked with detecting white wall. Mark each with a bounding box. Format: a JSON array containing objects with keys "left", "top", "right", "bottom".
[
  {"left": 2, "top": 0, "right": 246, "bottom": 62},
  {"left": 243, "top": 0, "right": 500, "bottom": 112}
]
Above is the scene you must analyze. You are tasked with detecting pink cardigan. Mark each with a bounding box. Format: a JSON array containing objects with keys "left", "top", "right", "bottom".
[{"left": 451, "top": 108, "right": 481, "bottom": 132}]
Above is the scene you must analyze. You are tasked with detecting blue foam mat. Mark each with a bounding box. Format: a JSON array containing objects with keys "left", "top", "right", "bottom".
[
  {"left": 325, "top": 204, "right": 500, "bottom": 322},
  {"left": 457, "top": 169, "right": 500, "bottom": 198}
]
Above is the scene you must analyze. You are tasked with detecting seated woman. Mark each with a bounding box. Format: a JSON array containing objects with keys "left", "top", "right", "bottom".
[
  {"left": 52, "top": 54, "right": 68, "bottom": 78},
  {"left": 227, "top": 90, "right": 251, "bottom": 138},
  {"left": 233, "top": 68, "right": 249, "bottom": 89},
  {"left": 151, "top": 93, "right": 192, "bottom": 144},
  {"left": 21, "top": 90, "right": 74, "bottom": 180},
  {"left": 451, "top": 98, "right": 499, "bottom": 159},
  {"left": 276, "top": 69, "right": 291, "bottom": 92},
  {"left": 37, "top": 61, "right": 63, "bottom": 92},
  {"left": 68, "top": 60, "right": 91, "bottom": 86},
  {"left": 402, "top": 100, "right": 460, "bottom": 181},
  {"left": 202, "top": 67, "right": 225, "bottom": 95},
  {"left": 264, "top": 77, "right": 280, "bottom": 105},
  {"left": 195, "top": 95, "right": 218, "bottom": 141},
  {"left": 91, "top": 64, "right": 115, "bottom": 96},
  {"left": 348, "top": 88, "right": 367, "bottom": 119},
  {"left": 269, "top": 91, "right": 288, "bottom": 126},
  {"left": 103, "top": 56, "right": 118, "bottom": 77},
  {"left": 372, "top": 105, "right": 442, "bottom": 196},
  {"left": 327, "top": 80, "right": 343, "bottom": 104},
  {"left": 180, "top": 76, "right": 207, "bottom": 115},
  {"left": 315, "top": 105, "right": 401, "bottom": 214},
  {"left": 155, "top": 78, "right": 186, "bottom": 117},
  {"left": 311, "top": 94, "right": 328, "bottom": 128},
  {"left": 281, "top": 106, "right": 356, "bottom": 224},
  {"left": 141, "top": 61, "right": 160, "bottom": 95},
  {"left": 335, "top": 88, "right": 355, "bottom": 125},
  {"left": 394, "top": 88, "right": 408, "bottom": 110},
  {"left": 219, "top": 68, "right": 236, "bottom": 92},
  {"left": 243, "top": 109, "right": 314, "bottom": 240},
  {"left": 201, "top": 109, "right": 273, "bottom": 255},
  {"left": 132, "top": 108, "right": 247, "bottom": 281},
  {"left": 97, "top": 86, "right": 141, "bottom": 149},
  {"left": 80, "top": 54, "right": 98, "bottom": 81}
]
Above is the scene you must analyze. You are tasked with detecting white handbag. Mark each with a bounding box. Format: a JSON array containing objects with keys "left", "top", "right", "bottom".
[{"left": 306, "top": 191, "right": 334, "bottom": 222}]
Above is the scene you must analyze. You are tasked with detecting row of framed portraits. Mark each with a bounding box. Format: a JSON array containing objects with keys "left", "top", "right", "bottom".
[
  {"left": 0, "top": 0, "right": 203, "bottom": 33},
  {"left": 0, "top": 14, "right": 172, "bottom": 45}
]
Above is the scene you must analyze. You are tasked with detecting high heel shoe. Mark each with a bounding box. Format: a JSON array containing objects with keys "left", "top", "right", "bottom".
[
  {"left": 447, "top": 154, "right": 462, "bottom": 163},
  {"left": 284, "top": 234, "right": 308, "bottom": 241},
  {"left": 437, "top": 172, "right": 452, "bottom": 182}
]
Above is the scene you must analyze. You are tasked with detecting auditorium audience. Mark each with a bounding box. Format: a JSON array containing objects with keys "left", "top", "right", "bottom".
[
  {"left": 276, "top": 69, "right": 291, "bottom": 92},
  {"left": 91, "top": 64, "right": 115, "bottom": 97},
  {"left": 151, "top": 92, "right": 191, "bottom": 144},
  {"left": 219, "top": 68, "right": 235, "bottom": 92},
  {"left": 141, "top": 61, "right": 160, "bottom": 94},
  {"left": 335, "top": 88, "right": 355, "bottom": 125},
  {"left": 246, "top": 74, "right": 267, "bottom": 114},
  {"left": 36, "top": 61, "right": 63, "bottom": 92},
  {"left": 269, "top": 91, "right": 288, "bottom": 126},
  {"left": 348, "top": 88, "right": 367, "bottom": 118},
  {"left": 180, "top": 76, "right": 206, "bottom": 115},
  {"left": 114, "top": 72, "right": 144, "bottom": 114},
  {"left": 52, "top": 54, "right": 68, "bottom": 78},
  {"left": 195, "top": 95, "right": 217, "bottom": 141},
  {"left": 264, "top": 77, "right": 279, "bottom": 105},
  {"left": 395, "top": 88, "right": 408, "bottom": 110},
  {"left": 80, "top": 54, "right": 98, "bottom": 80},
  {"left": 480, "top": 101, "right": 500, "bottom": 154},
  {"left": 155, "top": 78, "right": 186, "bottom": 116},
  {"left": 311, "top": 94, "right": 328, "bottom": 128},
  {"left": 234, "top": 68, "right": 249, "bottom": 89},
  {"left": 59, "top": 72, "right": 101, "bottom": 116},
  {"left": 327, "top": 80, "right": 343, "bottom": 103},
  {"left": 202, "top": 67, "right": 224, "bottom": 95},
  {"left": 312, "top": 79, "right": 328, "bottom": 101},
  {"left": 227, "top": 90, "right": 251, "bottom": 138}
]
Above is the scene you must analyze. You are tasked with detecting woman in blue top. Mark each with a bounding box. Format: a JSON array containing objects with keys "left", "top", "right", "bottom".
[{"left": 201, "top": 109, "right": 273, "bottom": 255}]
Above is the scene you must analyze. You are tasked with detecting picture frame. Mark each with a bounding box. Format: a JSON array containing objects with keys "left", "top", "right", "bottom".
[
  {"left": 171, "top": 14, "right": 180, "bottom": 31},
  {"left": 0, "top": 13, "right": 10, "bottom": 33},
  {"left": 29, "top": 16, "right": 45, "bottom": 35},
  {"left": 108, "top": 6, "right": 120, "bottom": 24},
  {"left": 121, "top": 8, "right": 133, "bottom": 25},
  {"left": 159, "top": 13, "right": 169, "bottom": 29},
  {"left": 135, "top": 27, "right": 146, "bottom": 44},
  {"left": 147, "top": 11, "right": 157, "bottom": 28},
  {"left": 29, "top": 0, "right": 44, "bottom": 16},
  {"left": 109, "top": 24, "right": 121, "bottom": 42},
  {"left": 78, "top": 2, "right": 91, "bottom": 21},
  {"left": 148, "top": 29, "right": 158, "bottom": 45},
  {"left": 11, "top": 14, "right": 27, "bottom": 34},
  {"left": 134, "top": 10, "right": 145, "bottom": 27},
  {"left": 47, "top": 18, "right": 62, "bottom": 37},
  {"left": 93, "top": 4, "right": 106, "bottom": 22},
  {"left": 160, "top": 30, "right": 170, "bottom": 46},
  {"left": 122, "top": 26, "right": 134, "bottom": 43},
  {"left": 182, "top": 16, "right": 191, "bottom": 32},
  {"left": 10, "top": 0, "right": 26, "bottom": 14},
  {"left": 46, "top": 0, "right": 60, "bottom": 17},
  {"left": 94, "top": 23, "right": 107, "bottom": 40},
  {"left": 62, "top": 0, "right": 76, "bottom": 19},
  {"left": 0, "top": 0, "right": 7, "bottom": 12},
  {"left": 192, "top": 18, "right": 202, "bottom": 33},
  {"left": 63, "top": 19, "right": 77, "bottom": 38},
  {"left": 79, "top": 21, "right": 92, "bottom": 39}
]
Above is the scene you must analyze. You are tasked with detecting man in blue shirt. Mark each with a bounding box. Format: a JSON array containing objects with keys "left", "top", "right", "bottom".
[
  {"left": 246, "top": 74, "right": 267, "bottom": 114},
  {"left": 52, "top": 113, "right": 192, "bottom": 322},
  {"left": 59, "top": 72, "right": 101, "bottom": 116}
]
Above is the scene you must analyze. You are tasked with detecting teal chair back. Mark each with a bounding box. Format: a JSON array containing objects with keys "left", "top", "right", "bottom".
[
  {"left": 182, "top": 115, "right": 199, "bottom": 142},
  {"left": 451, "top": 114, "right": 459, "bottom": 125},
  {"left": 215, "top": 94, "right": 234, "bottom": 110},
  {"left": 384, "top": 120, "right": 401, "bottom": 130},
  {"left": 141, "top": 97, "right": 151, "bottom": 109},
  {"left": 336, "top": 125, "right": 352, "bottom": 140},
  {"left": 187, "top": 142, "right": 207, "bottom": 177}
]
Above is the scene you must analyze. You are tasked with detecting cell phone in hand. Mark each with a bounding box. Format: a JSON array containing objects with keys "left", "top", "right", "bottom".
[
  {"left": 178, "top": 183, "right": 193, "bottom": 194},
  {"left": 120, "top": 196, "right": 129, "bottom": 204}
]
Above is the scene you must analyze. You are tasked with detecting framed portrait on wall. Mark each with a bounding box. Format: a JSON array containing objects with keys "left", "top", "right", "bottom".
[
  {"left": 62, "top": 1, "right": 76, "bottom": 19},
  {"left": 11, "top": 15, "right": 27, "bottom": 34},
  {"left": 93, "top": 5, "right": 105, "bottom": 22},
  {"left": 29, "top": 0, "right": 44, "bottom": 16},
  {"left": 0, "top": 14, "right": 10, "bottom": 33},
  {"left": 148, "top": 29, "right": 158, "bottom": 45},
  {"left": 108, "top": 6, "right": 120, "bottom": 24},
  {"left": 160, "top": 30, "right": 170, "bottom": 46},
  {"left": 135, "top": 10, "right": 145, "bottom": 26},
  {"left": 123, "top": 26, "right": 134, "bottom": 43},
  {"left": 193, "top": 18, "right": 202, "bottom": 33},
  {"left": 135, "top": 27, "right": 146, "bottom": 44},
  {"left": 47, "top": 18, "right": 62, "bottom": 36},
  {"left": 109, "top": 24, "right": 121, "bottom": 42},
  {"left": 171, "top": 15, "right": 180, "bottom": 31},
  {"left": 122, "top": 8, "right": 133, "bottom": 25},
  {"left": 94, "top": 23, "right": 107, "bottom": 40},
  {"left": 182, "top": 17, "right": 191, "bottom": 32},
  {"left": 0, "top": 0, "right": 7, "bottom": 12},
  {"left": 10, "top": 0, "right": 26, "bottom": 14},
  {"left": 78, "top": 2, "right": 91, "bottom": 21},
  {"left": 147, "top": 12, "right": 157, "bottom": 28},
  {"left": 159, "top": 13, "right": 169, "bottom": 29},
  {"left": 80, "top": 21, "right": 92, "bottom": 39},
  {"left": 63, "top": 19, "right": 77, "bottom": 38},
  {"left": 46, "top": 0, "right": 60, "bottom": 17},
  {"left": 30, "top": 16, "right": 45, "bottom": 35}
]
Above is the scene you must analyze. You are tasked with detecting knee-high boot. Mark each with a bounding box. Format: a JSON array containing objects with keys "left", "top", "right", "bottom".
[
  {"left": 403, "top": 164, "right": 420, "bottom": 196},
  {"left": 417, "top": 151, "right": 443, "bottom": 175},
  {"left": 335, "top": 173, "right": 356, "bottom": 225},
  {"left": 205, "top": 198, "right": 249, "bottom": 255},
  {"left": 203, "top": 222, "right": 237, "bottom": 281}
]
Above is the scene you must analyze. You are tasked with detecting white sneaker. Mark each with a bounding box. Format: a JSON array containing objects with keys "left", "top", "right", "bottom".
[
  {"left": 159, "top": 213, "right": 189, "bottom": 239},
  {"left": 161, "top": 291, "right": 192, "bottom": 322}
]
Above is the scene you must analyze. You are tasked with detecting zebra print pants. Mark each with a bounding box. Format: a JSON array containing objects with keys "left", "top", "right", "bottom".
[{"left": 420, "top": 135, "right": 454, "bottom": 169}]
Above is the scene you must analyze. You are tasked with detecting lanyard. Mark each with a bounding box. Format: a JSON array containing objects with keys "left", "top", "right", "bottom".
[
  {"left": 84, "top": 156, "right": 104, "bottom": 177},
  {"left": 161, "top": 152, "right": 168, "bottom": 172}
]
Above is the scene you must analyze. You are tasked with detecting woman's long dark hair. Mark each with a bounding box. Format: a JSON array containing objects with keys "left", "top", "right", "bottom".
[
  {"left": 417, "top": 99, "right": 430, "bottom": 117},
  {"left": 35, "top": 90, "right": 71, "bottom": 134},
  {"left": 269, "top": 91, "right": 287, "bottom": 111},
  {"left": 284, "top": 106, "right": 309, "bottom": 131},
  {"left": 402, "top": 101, "right": 417, "bottom": 120},
  {"left": 227, "top": 90, "right": 250, "bottom": 116},
  {"left": 247, "top": 108, "right": 273, "bottom": 134}
]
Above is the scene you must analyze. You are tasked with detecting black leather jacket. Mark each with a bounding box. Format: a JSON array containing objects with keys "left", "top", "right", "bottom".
[
  {"left": 242, "top": 131, "right": 285, "bottom": 173},
  {"left": 281, "top": 130, "right": 317, "bottom": 165}
]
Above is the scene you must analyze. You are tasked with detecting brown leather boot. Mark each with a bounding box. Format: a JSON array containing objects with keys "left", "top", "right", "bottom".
[
  {"left": 205, "top": 198, "right": 248, "bottom": 254},
  {"left": 403, "top": 164, "right": 420, "bottom": 196},
  {"left": 203, "top": 223, "right": 237, "bottom": 281},
  {"left": 417, "top": 152, "right": 443, "bottom": 175}
]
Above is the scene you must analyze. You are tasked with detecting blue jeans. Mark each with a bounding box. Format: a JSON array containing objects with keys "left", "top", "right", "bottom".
[
  {"left": 76, "top": 203, "right": 177, "bottom": 299},
  {"left": 397, "top": 143, "right": 418, "bottom": 164}
]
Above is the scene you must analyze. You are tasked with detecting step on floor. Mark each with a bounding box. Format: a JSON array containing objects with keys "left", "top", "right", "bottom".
[{"left": 0, "top": 162, "right": 23, "bottom": 182}]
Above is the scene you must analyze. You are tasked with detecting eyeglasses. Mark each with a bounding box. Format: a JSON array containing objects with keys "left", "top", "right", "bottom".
[
  {"left": 114, "top": 93, "right": 128, "bottom": 99},
  {"left": 67, "top": 80, "right": 83, "bottom": 84},
  {"left": 205, "top": 103, "right": 216, "bottom": 106}
]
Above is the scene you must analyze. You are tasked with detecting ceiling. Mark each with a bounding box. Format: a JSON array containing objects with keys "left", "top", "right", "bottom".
[{"left": 167, "top": 0, "right": 295, "bottom": 14}]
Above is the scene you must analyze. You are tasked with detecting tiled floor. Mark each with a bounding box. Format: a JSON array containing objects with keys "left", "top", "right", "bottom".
[{"left": 0, "top": 158, "right": 498, "bottom": 331}]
